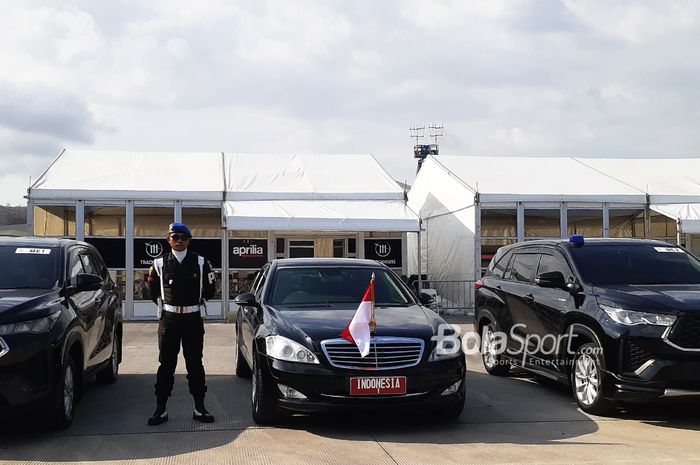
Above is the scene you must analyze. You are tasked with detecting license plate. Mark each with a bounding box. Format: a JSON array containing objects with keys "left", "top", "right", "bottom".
[{"left": 350, "top": 376, "right": 407, "bottom": 395}]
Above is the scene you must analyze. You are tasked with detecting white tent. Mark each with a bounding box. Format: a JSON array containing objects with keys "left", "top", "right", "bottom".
[{"left": 408, "top": 155, "right": 700, "bottom": 313}]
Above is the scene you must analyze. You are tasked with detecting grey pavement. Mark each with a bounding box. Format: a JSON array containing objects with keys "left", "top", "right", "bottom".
[{"left": 1, "top": 321, "right": 699, "bottom": 464}]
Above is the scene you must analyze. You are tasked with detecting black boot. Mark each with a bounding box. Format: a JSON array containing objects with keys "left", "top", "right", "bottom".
[
  {"left": 148, "top": 404, "right": 168, "bottom": 426},
  {"left": 193, "top": 399, "right": 214, "bottom": 423}
]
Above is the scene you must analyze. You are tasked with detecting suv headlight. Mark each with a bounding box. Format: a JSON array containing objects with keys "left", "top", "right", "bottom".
[
  {"left": 0, "top": 311, "right": 61, "bottom": 336},
  {"left": 599, "top": 303, "right": 676, "bottom": 327},
  {"left": 265, "top": 335, "right": 319, "bottom": 364}
]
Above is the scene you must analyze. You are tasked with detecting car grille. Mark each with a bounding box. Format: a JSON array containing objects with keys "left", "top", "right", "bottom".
[
  {"left": 623, "top": 341, "right": 653, "bottom": 372},
  {"left": 321, "top": 337, "right": 425, "bottom": 371},
  {"left": 668, "top": 314, "right": 700, "bottom": 350}
]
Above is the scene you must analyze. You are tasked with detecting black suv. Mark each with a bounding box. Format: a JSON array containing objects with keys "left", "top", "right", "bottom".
[
  {"left": 0, "top": 237, "right": 123, "bottom": 428},
  {"left": 475, "top": 237, "right": 700, "bottom": 414}
]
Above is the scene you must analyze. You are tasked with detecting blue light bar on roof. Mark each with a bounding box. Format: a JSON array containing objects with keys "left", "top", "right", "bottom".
[{"left": 569, "top": 235, "right": 585, "bottom": 247}]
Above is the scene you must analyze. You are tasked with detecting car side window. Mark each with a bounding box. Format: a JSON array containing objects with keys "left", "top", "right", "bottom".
[
  {"left": 90, "top": 251, "right": 110, "bottom": 280},
  {"left": 538, "top": 252, "right": 575, "bottom": 282},
  {"left": 506, "top": 253, "right": 539, "bottom": 283},
  {"left": 68, "top": 249, "right": 85, "bottom": 281},
  {"left": 80, "top": 253, "right": 98, "bottom": 276},
  {"left": 254, "top": 266, "right": 269, "bottom": 299},
  {"left": 492, "top": 250, "right": 514, "bottom": 278}
]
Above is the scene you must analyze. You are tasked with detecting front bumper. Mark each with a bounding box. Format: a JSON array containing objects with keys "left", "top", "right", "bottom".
[
  {"left": 602, "top": 327, "right": 700, "bottom": 402},
  {"left": 0, "top": 333, "right": 58, "bottom": 408},
  {"left": 260, "top": 355, "right": 466, "bottom": 414}
]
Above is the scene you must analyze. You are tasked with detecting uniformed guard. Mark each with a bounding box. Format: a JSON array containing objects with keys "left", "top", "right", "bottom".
[{"left": 146, "top": 223, "right": 216, "bottom": 425}]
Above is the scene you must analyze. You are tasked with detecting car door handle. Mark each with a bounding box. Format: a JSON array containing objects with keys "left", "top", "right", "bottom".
[{"left": 523, "top": 294, "right": 535, "bottom": 303}]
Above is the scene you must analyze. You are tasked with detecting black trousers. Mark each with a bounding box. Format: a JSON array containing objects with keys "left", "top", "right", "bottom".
[{"left": 154, "top": 311, "right": 207, "bottom": 403}]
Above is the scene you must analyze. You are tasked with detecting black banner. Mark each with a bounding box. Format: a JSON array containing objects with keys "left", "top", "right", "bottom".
[
  {"left": 364, "top": 239, "right": 402, "bottom": 268},
  {"left": 230, "top": 239, "right": 268, "bottom": 269},
  {"left": 85, "top": 238, "right": 126, "bottom": 268},
  {"left": 134, "top": 238, "right": 222, "bottom": 269}
]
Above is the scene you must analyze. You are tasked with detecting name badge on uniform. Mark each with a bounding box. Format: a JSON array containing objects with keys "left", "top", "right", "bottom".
[{"left": 208, "top": 272, "right": 215, "bottom": 284}]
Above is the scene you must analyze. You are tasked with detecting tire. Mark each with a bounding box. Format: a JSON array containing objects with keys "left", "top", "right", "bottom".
[
  {"left": 97, "top": 333, "right": 120, "bottom": 384},
  {"left": 235, "top": 325, "right": 252, "bottom": 379},
  {"left": 251, "top": 354, "right": 281, "bottom": 425},
  {"left": 481, "top": 323, "right": 511, "bottom": 376},
  {"left": 51, "top": 355, "right": 77, "bottom": 430},
  {"left": 571, "top": 342, "right": 615, "bottom": 416}
]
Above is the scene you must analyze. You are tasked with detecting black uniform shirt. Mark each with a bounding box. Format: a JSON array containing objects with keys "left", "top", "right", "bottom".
[{"left": 148, "top": 251, "right": 216, "bottom": 306}]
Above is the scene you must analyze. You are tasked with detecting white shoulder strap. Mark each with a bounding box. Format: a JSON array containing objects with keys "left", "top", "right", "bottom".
[
  {"left": 154, "top": 257, "right": 165, "bottom": 318},
  {"left": 198, "top": 255, "right": 207, "bottom": 316}
]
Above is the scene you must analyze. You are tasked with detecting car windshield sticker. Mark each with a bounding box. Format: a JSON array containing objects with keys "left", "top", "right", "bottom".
[
  {"left": 653, "top": 247, "right": 685, "bottom": 253},
  {"left": 15, "top": 248, "right": 51, "bottom": 255}
]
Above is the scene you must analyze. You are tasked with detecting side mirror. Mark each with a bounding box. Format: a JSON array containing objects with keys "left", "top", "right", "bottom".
[
  {"left": 419, "top": 292, "right": 435, "bottom": 305},
  {"left": 76, "top": 273, "right": 103, "bottom": 292},
  {"left": 535, "top": 271, "right": 566, "bottom": 289},
  {"left": 234, "top": 292, "right": 259, "bottom": 307}
]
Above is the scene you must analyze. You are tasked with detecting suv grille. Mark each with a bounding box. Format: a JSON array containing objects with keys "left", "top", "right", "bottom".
[
  {"left": 668, "top": 314, "right": 700, "bottom": 349},
  {"left": 321, "top": 337, "right": 425, "bottom": 370},
  {"left": 623, "top": 341, "right": 653, "bottom": 372}
]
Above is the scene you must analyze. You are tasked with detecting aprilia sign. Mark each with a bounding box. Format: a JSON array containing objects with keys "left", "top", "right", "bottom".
[{"left": 230, "top": 239, "right": 267, "bottom": 268}]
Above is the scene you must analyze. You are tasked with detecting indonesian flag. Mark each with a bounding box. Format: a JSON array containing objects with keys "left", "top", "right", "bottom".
[{"left": 341, "top": 274, "right": 376, "bottom": 357}]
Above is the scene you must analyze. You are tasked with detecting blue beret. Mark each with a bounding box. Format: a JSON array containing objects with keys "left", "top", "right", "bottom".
[{"left": 168, "top": 223, "right": 192, "bottom": 237}]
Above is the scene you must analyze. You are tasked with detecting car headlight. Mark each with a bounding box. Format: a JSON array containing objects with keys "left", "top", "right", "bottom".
[
  {"left": 0, "top": 311, "right": 61, "bottom": 336},
  {"left": 428, "top": 329, "right": 462, "bottom": 362},
  {"left": 265, "top": 335, "right": 319, "bottom": 364},
  {"left": 599, "top": 303, "right": 676, "bottom": 327}
]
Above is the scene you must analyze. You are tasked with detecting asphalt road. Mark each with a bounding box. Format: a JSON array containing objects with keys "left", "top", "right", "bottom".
[{"left": 1, "top": 320, "right": 699, "bottom": 465}]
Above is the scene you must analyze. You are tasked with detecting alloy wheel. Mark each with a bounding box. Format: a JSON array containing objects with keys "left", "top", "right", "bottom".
[
  {"left": 574, "top": 353, "right": 599, "bottom": 406},
  {"left": 63, "top": 363, "right": 75, "bottom": 419}
]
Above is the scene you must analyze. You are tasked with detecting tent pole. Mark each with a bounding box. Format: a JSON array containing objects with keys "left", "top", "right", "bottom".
[{"left": 417, "top": 228, "right": 422, "bottom": 292}]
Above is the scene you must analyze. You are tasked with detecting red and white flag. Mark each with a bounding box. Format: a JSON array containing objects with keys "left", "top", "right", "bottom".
[{"left": 340, "top": 274, "right": 376, "bottom": 357}]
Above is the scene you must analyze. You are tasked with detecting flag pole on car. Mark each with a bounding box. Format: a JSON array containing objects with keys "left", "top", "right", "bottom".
[{"left": 340, "top": 273, "right": 376, "bottom": 357}]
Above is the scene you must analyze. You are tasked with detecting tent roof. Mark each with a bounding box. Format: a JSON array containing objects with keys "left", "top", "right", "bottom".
[
  {"left": 29, "top": 150, "right": 404, "bottom": 201},
  {"left": 576, "top": 158, "right": 700, "bottom": 204},
  {"left": 427, "top": 155, "right": 647, "bottom": 203},
  {"left": 224, "top": 153, "right": 403, "bottom": 200},
  {"left": 30, "top": 150, "right": 224, "bottom": 201}
]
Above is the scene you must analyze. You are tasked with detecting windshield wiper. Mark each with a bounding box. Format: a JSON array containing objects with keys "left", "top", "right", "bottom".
[{"left": 376, "top": 303, "right": 411, "bottom": 307}]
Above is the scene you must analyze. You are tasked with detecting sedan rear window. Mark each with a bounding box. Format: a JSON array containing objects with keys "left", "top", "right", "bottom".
[
  {"left": 270, "top": 267, "right": 412, "bottom": 306},
  {"left": 0, "top": 246, "right": 60, "bottom": 289},
  {"left": 568, "top": 244, "right": 700, "bottom": 285}
]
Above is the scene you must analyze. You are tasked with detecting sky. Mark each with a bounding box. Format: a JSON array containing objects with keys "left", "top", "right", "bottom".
[{"left": 1, "top": 0, "right": 700, "bottom": 206}]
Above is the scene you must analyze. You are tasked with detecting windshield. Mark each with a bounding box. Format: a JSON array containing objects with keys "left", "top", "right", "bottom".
[
  {"left": 269, "top": 267, "right": 413, "bottom": 307},
  {"left": 0, "top": 245, "right": 60, "bottom": 289},
  {"left": 568, "top": 244, "right": 700, "bottom": 285}
]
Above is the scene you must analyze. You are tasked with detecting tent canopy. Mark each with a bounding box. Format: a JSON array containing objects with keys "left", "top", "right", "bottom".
[
  {"left": 225, "top": 200, "right": 419, "bottom": 231},
  {"left": 430, "top": 156, "right": 648, "bottom": 203},
  {"left": 30, "top": 150, "right": 419, "bottom": 232}
]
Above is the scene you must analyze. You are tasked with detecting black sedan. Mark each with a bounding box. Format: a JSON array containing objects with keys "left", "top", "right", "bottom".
[
  {"left": 0, "top": 237, "right": 123, "bottom": 428},
  {"left": 234, "top": 258, "right": 466, "bottom": 424}
]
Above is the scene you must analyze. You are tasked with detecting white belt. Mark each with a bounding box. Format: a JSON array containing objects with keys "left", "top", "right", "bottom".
[{"left": 163, "top": 304, "right": 200, "bottom": 314}]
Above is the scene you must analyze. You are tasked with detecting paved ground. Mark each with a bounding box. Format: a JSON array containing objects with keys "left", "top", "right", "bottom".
[{"left": 1, "top": 320, "right": 700, "bottom": 464}]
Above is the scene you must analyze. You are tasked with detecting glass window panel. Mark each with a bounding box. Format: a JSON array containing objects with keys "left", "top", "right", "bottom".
[
  {"left": 567, "top": 209, "right": 603, "bottom": 237},
  {"left": 481, "top": 209, "right": 517, "bottom": 237},
  {"left": 230, "top": 270, "right": 258, "bottom": 296},
  {"left": 525, "top": 209, "right": 561, "bottom": 238},
  {"left": 134, "top": 270, "right": 151, "bottom": 301},
  {"left": 649, "top": 212, "right": 677, "bottom": 241},
  {"left": 333, "top": 239, "right": 344, "bottom": 258},
  {"left": 34, "top": 205, "right": 76, "bottom": 237},
  {"left": 609, "top": 209, "right": 645, "bottom": 238},
  {"left": 110, "top": 270, "right": 126, "bottom": 301},
  {"left": 134, "top": 207, "right": 173, "bottom": 237},
  {"left": 480, "top": 239, "right": 516, "bottom": 273},
  {"left": 84, "top": 206, "right": 126, "bottom": 237},
  {"left": 182, "top": 208, "right": 221, "bottom": 237}
]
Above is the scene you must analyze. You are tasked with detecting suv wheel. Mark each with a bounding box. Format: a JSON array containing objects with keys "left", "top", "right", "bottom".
[
  {"left": 571, "top": 342, "right": 614, "bottom": 415},
  {"left": 481, "top": 323, "right": 510, "bottom": 376},
  {"left": 51, "top": 355, "right": 76, "bottom": 429},
  {"left": 97, "top": 333, "right": 120, "bottom": 384}
]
